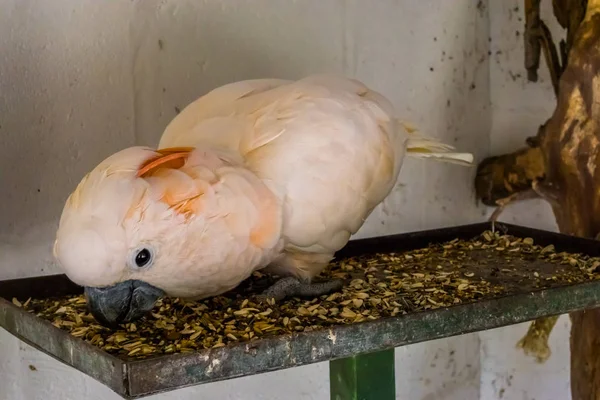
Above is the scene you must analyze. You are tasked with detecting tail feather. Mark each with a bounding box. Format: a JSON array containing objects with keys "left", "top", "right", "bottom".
[{"left": 398, "top": 120, "right": 474, "bottom": 167}]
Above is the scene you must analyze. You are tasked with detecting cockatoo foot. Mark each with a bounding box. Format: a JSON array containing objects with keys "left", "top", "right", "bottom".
[{"left": 255, "top": 276, "right": 343, "bottom": 303}]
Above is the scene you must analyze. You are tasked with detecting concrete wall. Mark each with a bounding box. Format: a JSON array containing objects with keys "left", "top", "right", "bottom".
[{"left": 1, "top": 1, "right": 564, "bottom": 399}]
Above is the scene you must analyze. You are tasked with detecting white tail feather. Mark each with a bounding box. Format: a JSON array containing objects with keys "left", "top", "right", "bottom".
[{"left": 398, "top": 120, "right": 474, "bottom": 167}]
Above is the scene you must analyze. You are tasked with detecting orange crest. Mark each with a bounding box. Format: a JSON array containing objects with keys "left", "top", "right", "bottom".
[
  {"left": 135, "top": 147, "right": 205, "bottom": 220},
  {"left": 137, "top": 147, "right": 195, "bottom": 178}
]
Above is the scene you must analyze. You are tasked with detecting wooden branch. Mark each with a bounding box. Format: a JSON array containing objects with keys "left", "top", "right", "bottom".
[
  {"left": 477, "top": 1, "right": 600, "bottom": 397},
  {"left": 510, "top": 1, "right": 589, "bottom": 364},
  {"left": 538, "top": 19, "right": 564, "bottom": 95},
  {"left": 474, "top": 143, "right": 546, "bottom": 207},
  {"left": 524, "top": 0, "right": 563, "bottom": 94},
  {"left": 556, "top": 4, "right": 600, "bottom": 397},
  {"left": 525, "top": 0, "right": 544, "bottom": 82},
  {"left": 537, "top": 8, "right": 600, "bottom": 238},
  {"left": 571, "top": 310, "right": 600, "bottom": 399},
  {"left": 516, "top": 315, "right": 560, "bottom": 363},
  {"left": 526, "top": 0, "right": 586, "bottom": 93},
  {"left": 553, "top": 0, "right": 587, "bottom": 59},
  {"left": 487, "top": 189, "right": 540, "bottom": 223}
]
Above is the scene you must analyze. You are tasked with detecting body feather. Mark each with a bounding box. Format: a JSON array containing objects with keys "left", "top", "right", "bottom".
[
  {"left": 55, "top": 74, "right": 473, "bottom": 299},
  {"left": 157, "top": 74, "right": 472, "bottom": 280}
]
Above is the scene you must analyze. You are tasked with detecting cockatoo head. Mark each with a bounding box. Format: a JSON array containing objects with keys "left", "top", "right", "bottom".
[{"left": 53, "top": 146, "right": 278, "bottom": 327}]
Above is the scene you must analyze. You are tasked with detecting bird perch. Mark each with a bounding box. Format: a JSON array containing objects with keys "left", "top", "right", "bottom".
[{"left": 474, "top": 1, "right": 600, "bottom": 398}]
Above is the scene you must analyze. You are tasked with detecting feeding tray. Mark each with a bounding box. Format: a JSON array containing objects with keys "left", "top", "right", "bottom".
[{"left": 2, "top": 222, "right": 600, "bottom": 399}]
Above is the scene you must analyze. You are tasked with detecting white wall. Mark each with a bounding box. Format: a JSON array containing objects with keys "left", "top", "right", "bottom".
[
  {"left": 479, "top": 1, "right": 570, "bottom": 400},
  {"left": 0, "top": 1, "right": 494, "bottom": 399}
]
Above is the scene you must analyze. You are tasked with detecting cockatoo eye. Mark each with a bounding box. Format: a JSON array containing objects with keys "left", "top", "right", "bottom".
[
  {"left": 135, "top": 249, "right": 152, "bottom": 267},
  {"left": 128, "top": 246, "right": 155, "bottom": 269}
]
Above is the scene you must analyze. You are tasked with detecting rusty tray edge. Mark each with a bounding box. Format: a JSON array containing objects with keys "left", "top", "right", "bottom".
[
  {"left": 1, "top": 222, "right": 599, "bottom": 398},
  {"left": 0, "top": 298, "right": 127, "bottom": 396},
  {"left": 123, "top": 222, "right": 600, "bottom": 397},
  {"left": 126, "top": 279, "right": 600, "bottom": 397}
]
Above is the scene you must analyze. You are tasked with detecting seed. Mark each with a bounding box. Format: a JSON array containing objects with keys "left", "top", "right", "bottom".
[
  {"left": 340, "top": 308, "right": 357, "bottom": 318},
  {"left": 569, "top": 258, "right": 578, "bottom": 266},
  {"left": 541, "top": 244, "right": 555, "bottom": 254},
  {"left": 307, "top": 304, "right": 320, "bottom": 313},
  {"left": 297, "top": 307, "right": 310, "bottom": 316},
  {"left": 71, "top": 327, "right": 89, "bottom": 337},
  {"left": 189, "top": 330, "right": 202, "bottom": 341},
  {"left": 259, "top": 309, "right": 273, "bottom": 316},
  {"left": 326, "top": 293, "right": 341, "bottom": 301},
  {"left": 123, "top": 341, "right": 143, "bottom": 351},
  {"left": 13, "top": 229, "right": 599, "bottom": 360},
  {"left": 128, "top": 348, "right": 142, "bottom": 356},
  {"left": 427, "top": 298, "right": 440, "bottom": 306}
]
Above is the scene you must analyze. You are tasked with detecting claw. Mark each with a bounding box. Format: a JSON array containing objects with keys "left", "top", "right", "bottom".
[{"left": 256, "top": 276, "right": 343, "bottom": 303}]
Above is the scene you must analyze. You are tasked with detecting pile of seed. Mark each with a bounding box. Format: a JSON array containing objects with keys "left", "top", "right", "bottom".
[{"left": 12, "top": 230, "right": 600, "bottom": 360}]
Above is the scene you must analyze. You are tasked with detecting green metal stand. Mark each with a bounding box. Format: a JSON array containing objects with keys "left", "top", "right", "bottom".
[{"left": 329, "top": 349, "right": 396, "bottom": 400}]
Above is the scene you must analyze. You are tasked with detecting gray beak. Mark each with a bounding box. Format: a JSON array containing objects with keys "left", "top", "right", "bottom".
[{"left": 84, "top": 280, "right": 164, "bottom": 328}]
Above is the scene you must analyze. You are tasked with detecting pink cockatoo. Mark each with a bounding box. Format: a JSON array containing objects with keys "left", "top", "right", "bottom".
[{"left": 53, "top": 74, "right": 473, "bottom": 327}]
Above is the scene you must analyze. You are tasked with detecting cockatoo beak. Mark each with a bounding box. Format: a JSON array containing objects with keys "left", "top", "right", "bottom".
[{"left": 84, "top": 280, "right": 164, "bottom": 327}]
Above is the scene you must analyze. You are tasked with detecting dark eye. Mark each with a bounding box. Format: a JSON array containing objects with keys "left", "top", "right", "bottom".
[{"left": 134, "top": 248, "right": 152, "bottom": 267}]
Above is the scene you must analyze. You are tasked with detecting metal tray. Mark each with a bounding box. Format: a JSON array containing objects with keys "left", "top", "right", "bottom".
[{"left": 2, "top": 222, "right": 600, "bottom": 398}]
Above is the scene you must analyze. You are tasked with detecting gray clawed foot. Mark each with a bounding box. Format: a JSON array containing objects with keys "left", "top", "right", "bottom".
[{"left": 254, "top": 277, "right": 343, "bottom": 304}]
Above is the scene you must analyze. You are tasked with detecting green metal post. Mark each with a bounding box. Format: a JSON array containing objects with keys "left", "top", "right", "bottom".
[{"left": 329, "top": 348, "right": 396, "bottom": 400}]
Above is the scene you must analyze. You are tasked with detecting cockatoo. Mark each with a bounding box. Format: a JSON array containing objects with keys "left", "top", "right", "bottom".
[{"left": 53, "top": 74, "right": 473, "bottom": 327}]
